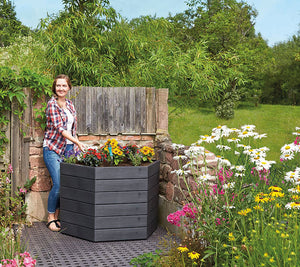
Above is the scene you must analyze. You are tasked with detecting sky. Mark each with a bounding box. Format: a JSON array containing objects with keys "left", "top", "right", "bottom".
[{"left": 12, "top": 0, "right": 300, "bottom": 47}]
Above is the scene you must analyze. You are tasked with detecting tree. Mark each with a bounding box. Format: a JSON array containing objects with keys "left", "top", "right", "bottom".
[
  {"left": 168, "top": 0, "right": 271, "bottom": 118},
  {"left": 261, "top": 34, "right": 300, "bottom": 105},
  {"left": 0, "top": 0, "right": 29, "bottom": 47},
  {"left": 39, "top": 0, "right": 118, "bottom": 85}
]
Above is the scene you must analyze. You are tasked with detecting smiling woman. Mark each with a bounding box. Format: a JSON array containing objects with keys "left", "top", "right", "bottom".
[{"left": 42, "top": 74, "right": 86, "bottom": 232}]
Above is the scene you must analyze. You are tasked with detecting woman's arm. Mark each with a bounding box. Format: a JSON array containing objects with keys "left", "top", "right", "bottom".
[{"left": 61, "top": 130, "right": 86, "bottom": 152}]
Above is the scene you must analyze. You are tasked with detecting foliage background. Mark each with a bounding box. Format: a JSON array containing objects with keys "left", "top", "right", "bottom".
[{"left": 0, "top": 0, "right": 299, "bottom": 138}]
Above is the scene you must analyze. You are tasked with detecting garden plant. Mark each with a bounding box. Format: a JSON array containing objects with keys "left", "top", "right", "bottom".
[
  {"left": 62, "top": 138, "right": 155, "bottom": 167},
  {"left": 0, "top": 164, "right": 36, "bottom": 266},
  {"left": 131, "top": 125, "right": 300, "bottom": 266}
]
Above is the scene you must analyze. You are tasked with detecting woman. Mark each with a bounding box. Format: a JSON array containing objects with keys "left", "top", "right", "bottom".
[{"left": 43, "top": 74, "right": 86, "bottom": 232}]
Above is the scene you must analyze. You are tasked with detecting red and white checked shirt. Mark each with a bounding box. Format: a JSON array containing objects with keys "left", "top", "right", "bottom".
[{"left": 43, "top": 96, "right": 78, "bottom": 155}]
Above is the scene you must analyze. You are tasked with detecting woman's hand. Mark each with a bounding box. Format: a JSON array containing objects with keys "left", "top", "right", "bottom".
[{"left": 77, "top": 141, "right": 87, "bottom": 152}]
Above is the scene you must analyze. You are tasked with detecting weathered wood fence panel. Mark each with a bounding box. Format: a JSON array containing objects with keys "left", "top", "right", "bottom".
[
  {"left": 10, "top": 88, "right": 31, "bottom": 193},
  {"left": 68, "top": 87, "right": 157, "bottom": 135}
]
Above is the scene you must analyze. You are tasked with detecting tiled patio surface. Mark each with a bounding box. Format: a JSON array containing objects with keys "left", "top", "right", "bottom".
[{"left": 22, "top": 222, "right": 172, "bottom": 267}]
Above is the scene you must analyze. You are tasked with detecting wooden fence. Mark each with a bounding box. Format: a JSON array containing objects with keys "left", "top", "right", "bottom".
[
  {"left": 69, "top": 87, "right": 157, "bottom": 135},
  {"left": 5, "top": 87, "right": 168, "bottom": 197}
]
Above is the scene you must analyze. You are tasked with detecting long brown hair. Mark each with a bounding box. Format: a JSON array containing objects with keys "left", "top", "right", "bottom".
[{"left": 51, "top": 74, "right": 72, "bottom": 95}]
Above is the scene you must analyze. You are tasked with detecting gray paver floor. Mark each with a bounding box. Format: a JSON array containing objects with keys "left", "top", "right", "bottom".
[{"left": 22, "top": 222, "right": 172, "bottom": 267}]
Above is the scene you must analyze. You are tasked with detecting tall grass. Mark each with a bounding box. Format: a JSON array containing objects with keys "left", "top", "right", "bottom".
[{"left": 169, "top": 104, "right": 300, "bottom": 161}]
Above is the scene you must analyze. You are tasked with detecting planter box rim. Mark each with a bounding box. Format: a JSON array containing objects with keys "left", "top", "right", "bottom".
[{"left": 61, "top": 160, "right": 159, "bottom": 169}]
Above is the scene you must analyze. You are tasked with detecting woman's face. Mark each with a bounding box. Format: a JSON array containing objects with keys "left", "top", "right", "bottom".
[{"left": 55, "top": 78, "right": 70, "bottom": 98}]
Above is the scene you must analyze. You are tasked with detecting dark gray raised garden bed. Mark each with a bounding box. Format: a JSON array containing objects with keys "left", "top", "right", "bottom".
[{"left": 60, "top": 160, "right": 160, "bottom": 242}]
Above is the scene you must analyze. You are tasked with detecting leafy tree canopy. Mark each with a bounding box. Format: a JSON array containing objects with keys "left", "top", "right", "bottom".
[{"left": 0, "top": 0, "right": 30, "bottom": 47}]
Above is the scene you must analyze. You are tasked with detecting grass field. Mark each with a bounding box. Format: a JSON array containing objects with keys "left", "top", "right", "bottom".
[{"left": 168, "top": 104, "right": 300, "bottom": 161}]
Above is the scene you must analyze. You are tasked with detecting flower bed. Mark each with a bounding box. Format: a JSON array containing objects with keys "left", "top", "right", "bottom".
[
  {"left": 132, "top": 125, "right": 300, "bottom": 266},
  {"left": 63, "top": 139, "right": 155, "bottom": 167}
]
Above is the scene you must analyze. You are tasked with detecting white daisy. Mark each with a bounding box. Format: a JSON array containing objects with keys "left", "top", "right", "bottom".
[
  {"left": 280, "top": 153, "right": 295, "bottom": 161},
  {"left": 235, "top": 165, "right": 246, "bottom": 172},
  {"left": 223, "top": 182, "right": 235, "bottom": 189},
  {"left": 254, "top": 133, "right": 267, "bottom": 139},
  {"left": 280, "top": 143, "right": 295, "bottom": 154},
  {"left": 171, "top": 143, "right": 185, "bottom": 150},
  {"left": 241, "top": 125, "right": 256, "bottom": 132},
  {"left": 198, "top": 174, "right": 215, "bottom": 182},
  {"left": 223, "top": 205, "right": 235, "bottom": 209},
  {"left": 285, "top": 202, "right": 300, "bottom": 209},
  {"left": 171, "top": 169, "right": 191, "bottom": 176},
  {"left": 173, "top": 155, "right": 188, "bottom": 161},
  {"left": 255, "top": 160, "right": 276, "bottom": 171},
  {"left": 227, "top": 137, "right": 240, "bottom": 143},
  {"left": 216, "top": 145, "right": 231, "bottom": 151}
]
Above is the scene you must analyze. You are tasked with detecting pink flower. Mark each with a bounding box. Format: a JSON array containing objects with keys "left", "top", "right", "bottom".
[
  {"left": 7, "top": 164, "right": 13, "bottom": 174},
  {"left": 6, "top": 177, "right": 11, "bottom": 184},
  {"left": 19, "top": 188, "right": 27, "bottom": 194}
]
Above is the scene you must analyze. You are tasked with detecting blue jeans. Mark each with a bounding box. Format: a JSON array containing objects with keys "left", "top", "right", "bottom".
[{"left": 43, "top": 144, "right": 74, "bottom": 213}]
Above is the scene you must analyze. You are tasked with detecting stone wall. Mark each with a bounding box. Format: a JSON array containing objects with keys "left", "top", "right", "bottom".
[{"left": 155, "top": 135, "right": 218, "bottom": 234}]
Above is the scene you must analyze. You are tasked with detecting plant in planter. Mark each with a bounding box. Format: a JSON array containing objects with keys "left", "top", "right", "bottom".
[
  {"left": 59, "top": 139, "right": 159, "bottom": 242},
  {"left": 62, "top": 139, "right": 155, "bottom": 167}
]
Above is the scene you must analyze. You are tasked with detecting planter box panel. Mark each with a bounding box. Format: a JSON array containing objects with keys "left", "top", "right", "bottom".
[
  {"left": 61, "top": 210, "right": 147, "bottom": 229},
  {"left": 62, "top": 222, "right": 147, "bottom": 242},
  {"left": 60, "top": 198, "right": 96, "bottom": 216},
  {"left": 148, "top": 172, "right": 159, "bottom": 189},
  {"left": 147, "top": 161, "right": 160, "bottom": 177},
  {"left": 61, "top": 163, "right": 95, "bottom": 179},
  {"left": 61, "top": 174, "right": 95, "bottom": 191},
  {"left": 94, "top": 166, "right": 148, "bottom": 179},
  {"left": 61, "top": 187, "right": 148, "bottom": 204},
  {"left": 61, "top": 198, "right": 149, "bottom": 216},
  {"left": 147, "top": 214, "right": 158, "bottom": 237},
  {"left": 61, "top": 175, "right": 148, "bottom": 192},
  {"left": 148, "top": 184, "right": 159, "bottom": 201}
]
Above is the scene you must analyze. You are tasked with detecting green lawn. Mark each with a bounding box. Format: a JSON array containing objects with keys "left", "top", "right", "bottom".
[{"left": 168, "top": 104, "right": 300, "bottom": 161}]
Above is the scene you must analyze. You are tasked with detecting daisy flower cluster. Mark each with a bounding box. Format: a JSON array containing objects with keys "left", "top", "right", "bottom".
[{"left": 280, "top": 127, "right": 300, "bottom": 161}]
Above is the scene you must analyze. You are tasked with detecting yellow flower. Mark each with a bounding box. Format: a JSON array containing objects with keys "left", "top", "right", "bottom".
[
  {"left": 281, "top": 233, "right": 287, "bottom": 238},
  {"left": 270, "top": 257, "right": 275, "bottom": 263},
  {"left": 177, "top": 246, "right": 189, "bottom": 253},
  {"left": 253, "top": 205, "right": 264, "bottom": 211},
  {"left": 238, "top": 208, "right": 252, "bottom": 216},
  {"left": 276, "top": 203, "right": 281, "bottom": 208},
  {"left": 292, "top": 195, "right": 300, "bottom": 200},
  {"left": 291, "top": 252, "right": 296, "bottom": 256},
  {"left": 188, "top": 251, "right": 200, "bottom": 260},
  {"left": 228, "top": 232, "right": 235, "bottom": 241},
  {"left": 269, "top": 190, "right": 284, "bottom": 197},
  {"left": 223, "top": 244, "right": 227, "bottom": 248},
  {"left": 255, "top": 193, "right": 272, "bottom": 203},
  {"left": 269, "top": 186, "right": 283, "bottom": 192},
  {"left": 264, "top": 252, "right": 269, "bottom": 258},
  {"left": 235, "top": 255, "right": 240, "bottom": 260}
]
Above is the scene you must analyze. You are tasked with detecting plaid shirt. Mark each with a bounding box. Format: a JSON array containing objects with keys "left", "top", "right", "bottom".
[{"left": 43, "top": 97, "right": 78, "bottom": 155}]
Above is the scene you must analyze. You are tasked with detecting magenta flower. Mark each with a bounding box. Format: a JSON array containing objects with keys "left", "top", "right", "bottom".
[
  {"left": 19, "top": 188, "right": 28, "bottom": 194},
  {"left": 7, "top": 164, "right": 13, "bottom": 174}
]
